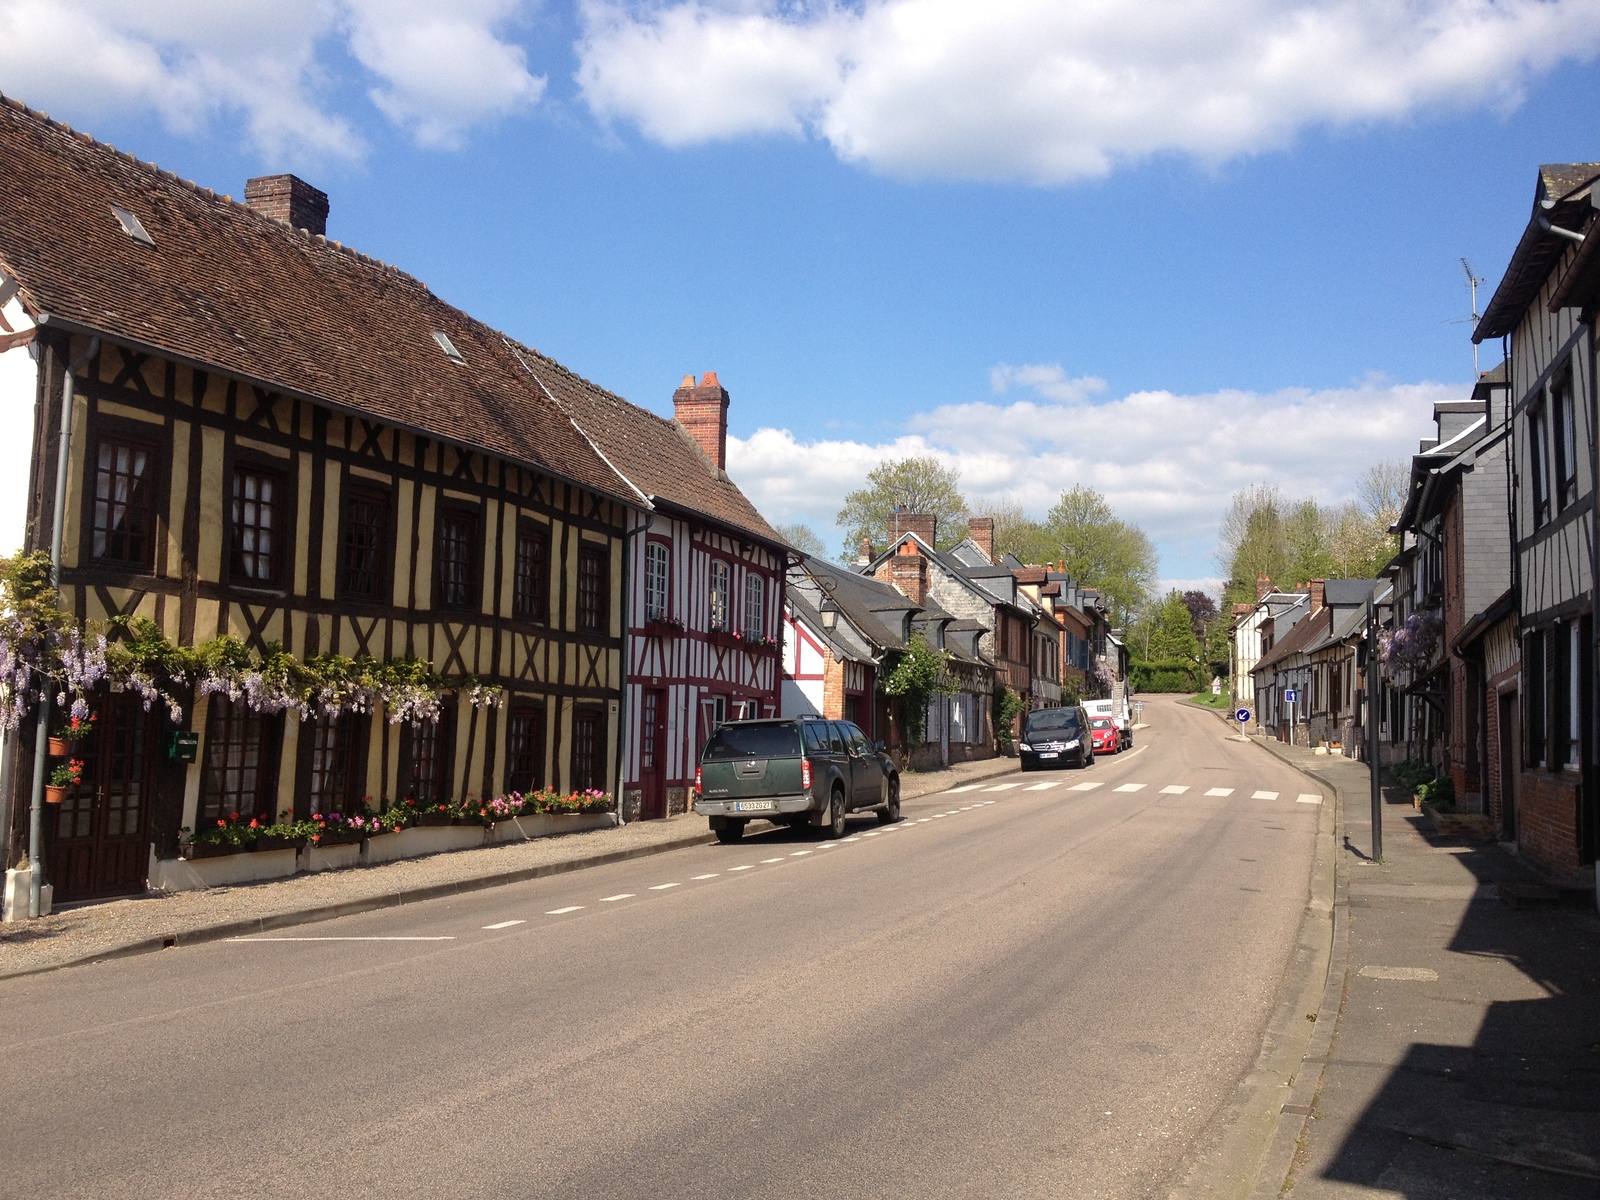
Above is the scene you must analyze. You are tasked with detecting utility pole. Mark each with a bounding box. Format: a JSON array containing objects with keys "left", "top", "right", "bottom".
[{"left": 1367, "top": 595, "right": 1385, "bottom": 863}]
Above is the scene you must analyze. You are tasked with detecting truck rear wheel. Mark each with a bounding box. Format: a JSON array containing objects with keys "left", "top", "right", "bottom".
[
  {"left": 828, "top": 789, "right": 847, "bottom": 838},
  {"left": 715, "top": 821, "right": 745, "bottom": 844},
  {"left": 876, "top": 778, "right": 901, "bottom": 824}
]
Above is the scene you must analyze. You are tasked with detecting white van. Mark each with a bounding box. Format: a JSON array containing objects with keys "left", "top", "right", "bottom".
[{"left": 1082, "top": 698, "right": 1132, "bottom": 750}]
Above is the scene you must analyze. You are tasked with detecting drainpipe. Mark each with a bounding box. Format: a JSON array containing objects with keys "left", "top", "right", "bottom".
[
  {"left": 615, "top": 509, "right": 654, "bottom": 825},
  {"left": 27, "top": 335, "right": 98, "bottom": 918}
]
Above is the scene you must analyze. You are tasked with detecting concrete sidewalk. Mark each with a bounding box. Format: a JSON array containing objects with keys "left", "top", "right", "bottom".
[
  {"left": 0, "top": 753, "right": 1018, "bottom": 980},
  {"left": 1247, "top": 735, "right": 1600, "bottom": 1198}
]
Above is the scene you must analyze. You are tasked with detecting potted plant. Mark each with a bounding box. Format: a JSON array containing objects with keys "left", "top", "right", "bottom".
[
  {"left": 45, "top": 758, "right": 83, "bottom": 804},
  {"left": 185, "top": 812, "right": 262, "bottom": 858},
  {"left": 48, "top": 712, "right": 96, "bottom": 757}
]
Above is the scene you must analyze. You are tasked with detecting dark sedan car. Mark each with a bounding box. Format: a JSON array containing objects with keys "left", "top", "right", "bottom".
[{"left": 1018, "top": 706, "right": 1093, "bottom": 770}]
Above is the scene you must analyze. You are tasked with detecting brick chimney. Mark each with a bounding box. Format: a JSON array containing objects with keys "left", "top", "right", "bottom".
[
  {"left": 1309, "top": 578, "right": 1326, "bottom": 612},
  {"left": 856, "top": 536, "right": 873, "bottom": 566},
  {"left": 967, "top": 517, "right": 995, "bottom": 563},
  {"left": 876, "top": 540, "right": 929, "bottom": 605},
  {"left": 1255, "top": 573, "right": 1273, "bottom": 601},
  {"left": 672, "top": 371, "right": 730, "bottom": 470},
  {"left": 888, "top": 507, "right": 937, "bottom": 548},
  {"left": 244, "top": 174, "right": 329, "bottom": 235}
]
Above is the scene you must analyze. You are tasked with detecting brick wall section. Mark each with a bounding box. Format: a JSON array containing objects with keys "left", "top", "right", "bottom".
[
  {"left": 243, "top": 173, "right": 328, "bottom": 234},
  {"left": 878, "top": 544, "right": 929, "bottom": 606},
  {"left": 1517, "top": 769, "right": 1582, "bottom": 876},
  {"left": 967, "top": 517, "right": 994, "bottom": 563},
  {"left": 822, "top": 653, "right": 846, "bottom": 719},
  {"left": 889, "top": 511, "right": 938, "bottom": 546}
]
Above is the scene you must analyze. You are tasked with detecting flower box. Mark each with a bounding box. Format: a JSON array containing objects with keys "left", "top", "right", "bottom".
[
  {"left": 311, "top": 826, "right": 365, "bottom": 847},
  {"left": 360, "top": 823, "right": 486, "bottom": 865},
  {"left": 183, "top": 839, "right": 249, "bottom": 860},
  {"left": 298, "top": 841, "right": 361, "bottom": 873},
  {"left": 489, "top": 812, "right": 616, "bottom": 843},
  {"left": 151, "top": 847, "right": 297, "bottom": 891},
  {"left": 255, "top": 833, "right": 306, "bottom": 853},
  {"left": 414, "top": 811, "right": 453, "bottom": 826},
  {"left": 643, "top": 619, "right": 685, "bottom": 639}
]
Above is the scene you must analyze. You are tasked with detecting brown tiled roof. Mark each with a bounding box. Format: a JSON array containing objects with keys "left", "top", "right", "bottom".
[
  {"left": 523, "top": 355, "right": 783, "bottom": 544},
  {"left": 0, "top": 94, "right": 637, "bottom": 503}
]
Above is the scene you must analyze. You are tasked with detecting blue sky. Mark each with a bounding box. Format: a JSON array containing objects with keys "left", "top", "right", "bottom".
[{"left": 2, "top": 0, "right": 1597, "bottom": 591}]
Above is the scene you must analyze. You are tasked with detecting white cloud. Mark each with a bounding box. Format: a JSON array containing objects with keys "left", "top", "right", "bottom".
[
  {"left": 990, "top": 363, "right": 1106, "bottom": 404},
  {"left": 0, "top": 0, "right": 544, "bottom": 160},
  {"left": 725, "top": 369, "right": 1458, "bottom": 579},
  {"left": 577, "top": 0, "right": 1600, "bottom": 183}
]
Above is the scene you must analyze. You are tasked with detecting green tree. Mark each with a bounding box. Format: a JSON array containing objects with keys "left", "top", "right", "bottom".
[
  {"left": 837, "top": 456, "right": 969, "bottom": 557},
  {"left": 1147, "top": 590, "right": 1201, "bottom": 662},
  {"left": 1040, "top": 486, "right": 1158, "bottom": 624},
  {"left": 775, "top": 523, "right": 827, "bottom": 558}
]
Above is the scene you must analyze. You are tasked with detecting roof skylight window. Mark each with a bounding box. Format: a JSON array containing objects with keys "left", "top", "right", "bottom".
[
  {"left": 432, "top": 330, "right": 465, "bottom": 363},
  {"left": 110, "top": 205, "right": 154, "bottom": 248}
]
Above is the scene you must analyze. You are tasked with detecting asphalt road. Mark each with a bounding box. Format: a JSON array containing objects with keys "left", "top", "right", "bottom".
[{"left": 0, "top": 695, "right": 1321, "bottom": 1199}]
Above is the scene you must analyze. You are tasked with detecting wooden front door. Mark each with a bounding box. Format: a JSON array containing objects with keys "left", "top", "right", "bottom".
[
  {"left": 50, "top": 693, "right": 157, "bottom": 902},
  {"left": 640, "top": 688, "right": 667, "bottom": 820}
]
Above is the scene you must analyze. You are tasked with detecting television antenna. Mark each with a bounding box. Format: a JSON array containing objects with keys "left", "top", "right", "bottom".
[{"left": 1446, "top": 258, "right": 1487, "bottom": 376}]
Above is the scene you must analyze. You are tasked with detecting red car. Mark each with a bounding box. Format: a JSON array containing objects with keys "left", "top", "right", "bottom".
[{"left": 1090, "top": 717, "right": 1120, "bottom": 755}]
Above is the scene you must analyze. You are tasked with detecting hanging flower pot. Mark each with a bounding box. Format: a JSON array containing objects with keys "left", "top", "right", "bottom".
[
  {"left": 44, "top": 784, "right": 67, "bottom": 804},
  {"left": 47, "top": 736, "right": 71, "bottom": 756}
]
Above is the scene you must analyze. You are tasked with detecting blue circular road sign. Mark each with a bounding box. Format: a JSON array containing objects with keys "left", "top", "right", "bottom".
[{"left": 1235, "top": 708, "right": 1252, "bottom": 723}]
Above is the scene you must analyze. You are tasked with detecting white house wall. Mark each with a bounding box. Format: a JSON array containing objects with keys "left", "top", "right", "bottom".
[{"left": 0, "top": 292, "right": 38, "bottom": 556}]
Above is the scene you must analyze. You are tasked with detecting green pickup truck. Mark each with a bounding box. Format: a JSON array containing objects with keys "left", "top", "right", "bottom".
[{"left": 693, "top": 717, "right": 901, "bottom": 843}]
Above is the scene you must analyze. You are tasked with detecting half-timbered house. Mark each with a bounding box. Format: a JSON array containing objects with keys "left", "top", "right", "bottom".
[
  {"left": 1473, "top": 162, "right": 1599, "bottom": 884},
  {"left": 546, "top": 371, "right": 787, "bottom": 820},
  {"left": 0, "top": 98, "right": 642, "bottom": 902}
]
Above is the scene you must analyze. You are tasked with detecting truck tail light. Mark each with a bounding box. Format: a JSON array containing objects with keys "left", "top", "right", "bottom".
[
  {"left": 801, "top": 757, "right": 813, "bottom": 791},
  {"left": 694, "top": 766, "right": 703, "bottom": 797}
]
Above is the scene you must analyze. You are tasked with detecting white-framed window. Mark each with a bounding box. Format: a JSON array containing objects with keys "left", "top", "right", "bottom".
[
  {"left": 744, "top": 572, "right": 765, "bottom": 640},
  {"left": 709, "top": 560, "right": 730, "bottom": 631},
  {"left": 645, "top": 541, "right": 670, "bottom": 622}
]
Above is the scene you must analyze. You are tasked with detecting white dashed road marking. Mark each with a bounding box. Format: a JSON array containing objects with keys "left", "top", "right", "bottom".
[
  {"left": 545, "top": 907, "right": 584, "bottom": 915},
  {"left": 599, "top": 894, "right": 634, "bottom": 902},
  {"left": 728, "top": 865, "right": 756, "bottom": 871},
  {"left": 984, "top": 783, "right": 1022, "bottom": 792},
  {"left": 790, "top": 849, "right": 813, "bottom": 855},
  {"left": 1160, "top": 786, "right": 1189, "bottom": 794},
  {"left": 648, "top": 883, "right": 680, "bottom": 890},
  {"left": 917, "top": 818, "right": 932, "bottom": 823},
  {"left": 692, "top": 873, "right": 719, "bottom": 880},
  {"left": 1252, "top": 790, "right": 1279, "bottom": 800},
  {"left": 1205, "top": 788, "right": 1234, "bottom": 797},
  {"left": 1025, "top": 781, "right": 1063, "bottom": 791},
  {"left": 945, "top": 784, "right": 986, "bottom": 793},
  {"left": 760, "top": 858, "right": 786, "bottom": 863},
  {"left": 483, "top": 920, "right": 525, "bottom": 930},
  {"left": 1297, "top": 794, "right": 1323, "bottom": 804},
  {"left": 1113, "top": 784, "right": 1146, "bottom": 793},
  {"left": 1070, "top": 782, "right": 1103, "bottom": 792}
]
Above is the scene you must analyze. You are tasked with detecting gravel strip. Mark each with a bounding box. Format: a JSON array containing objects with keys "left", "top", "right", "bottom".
[{"left": 0, "top": 754, "right": 1019, "bottom": 979}]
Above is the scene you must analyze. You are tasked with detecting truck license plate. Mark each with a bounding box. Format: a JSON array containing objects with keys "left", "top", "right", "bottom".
[{"left": 734, "top": 801, "right": 775, "bottom": 812}]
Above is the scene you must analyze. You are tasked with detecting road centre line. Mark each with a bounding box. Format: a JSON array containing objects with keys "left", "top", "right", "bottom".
[
  {"left": 945, "top": 784, "right": 986, "bottom": 793},
  {"left": 932, "top": 814, "right": 946, "bottom": 819},
  {"left": 1252, "top": 790, "right": 1279, "bottom": 800},
  {"left": 760, "top": 857, "right": 785, "bottom": 863},
  {"left": 545, "top": 906, "right": 584, "bottom": 915},
  {"left": 1160, "top": 785, "right": 1189, "bottom": 794},
  {"left": 231, "top": 936, "right": 456, "bottom": 942},
  {"left": 599, "top": 894, "right": 634, "bottom": 902},
  {"left": 1025, "top": 781, "right": 1062, "bottom": 791},
  {"left": 917, "top": 818, "right": 931, "bottom": 822},
  {"left": 692, "top": 873, "right": 720, "bottom": 879},
  {"left": 1205, "top": 788, "right": 1234, "bottom": 797},
  {"left": 984, "top": 783, "right": 1022, "bottom": 791},
  {"left": 648, "top": 883, "right": 680, "bottom": 890},
  {"left": 1297, "top": 794, "right": 1323, "bottom": 804},
  {"left": 728, "top": 865, "right": 755, "bottom": 871},
  {"left": 790, "top": 850, "right": 813, "bottom": 855},
  {"left": 1070, "top": 782, "right": 1103, "bottom": 791},
  {"left": 1113, "top": 784, "right": 1146, "bottom": 793},
  {"left": 483, "top": 920, "right": 525, "bottom": 930}
]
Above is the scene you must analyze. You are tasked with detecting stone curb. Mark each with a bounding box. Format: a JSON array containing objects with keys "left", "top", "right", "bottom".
[
  {"left": 1166, "top": 726, "right": 1341, "bottom": 1200},
  {"left": 1, "top": 756, "right": 1021, "bottom": 983}
]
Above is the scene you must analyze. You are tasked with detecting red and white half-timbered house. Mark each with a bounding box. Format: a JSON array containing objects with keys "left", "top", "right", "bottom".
[{"left": 549, "top": 372, "right": 788, "bottom": 820}]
